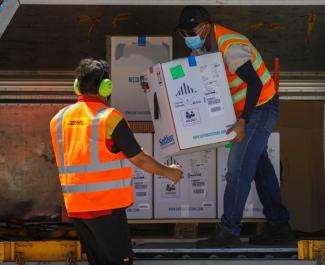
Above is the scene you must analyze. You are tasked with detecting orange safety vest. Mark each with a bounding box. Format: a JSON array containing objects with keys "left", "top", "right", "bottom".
[
  {"left": 214, "top": 24, "right": 276, "bottom": 117},
  {"left": 50, "top": 101, "right": 134, "bottom": 213}
]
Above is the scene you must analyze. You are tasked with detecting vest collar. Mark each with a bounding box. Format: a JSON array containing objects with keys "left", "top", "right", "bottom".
[{"left": 78, "top": 95, "right": 109, "bottom": 106}]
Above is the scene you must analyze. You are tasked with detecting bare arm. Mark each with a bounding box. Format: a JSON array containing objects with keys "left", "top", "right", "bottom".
[{"left": 129, "top": 151, "right": 182, "bottom": 184}]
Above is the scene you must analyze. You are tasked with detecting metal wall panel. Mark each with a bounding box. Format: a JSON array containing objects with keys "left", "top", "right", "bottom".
[
  {"left": 0, "top": 104, "right": 67, "bottom": 220},
  {"left": 0, "top": 78, "right": 76, "bottom": 103},
  {"left": 1, "top": 5, "right": 325, "bottom": 72}
]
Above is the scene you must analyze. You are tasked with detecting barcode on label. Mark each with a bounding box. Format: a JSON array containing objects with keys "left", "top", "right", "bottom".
[
  {"left": 194, "top": 189, "right": 205, "bottom": 194},
  {"left": 211, "top": 106, "right": 221, "bottom": 112},
  {"left": 136, "top": 192, "right": 147, "bottom": 197},
  {"left": 207, "top": 98, "right": 220, "bottom": 105},
  {"left": 134, "top": 184, "right": 147, "bottom": 190},
  {"left": 139, "top": 204, "right": 150, "bottom": 209},
  {"left": 192, "top": 181, "right": 205, "bottom": 187}
]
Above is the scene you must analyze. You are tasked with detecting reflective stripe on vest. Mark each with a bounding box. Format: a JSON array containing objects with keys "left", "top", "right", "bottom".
[
  {"left": 214, "top": 24, "right": 276, "bottom": 117},
  {"left": 227, "top": 46, "right": 266, "bottom": 89},
  {"left": 231, "top": 70, "right": 272, "bottom": 104},
  {"left": 56, "top": 105, "right": 131, "bottom": 175},
  {"left": 62, "top": 178, "right": 133, "bottom": 194},
  {"left": 217, "top": 34, "right": 249, "bottom": 50},
  {"left": 56, "top": 106, "right": 69, "bottom": 170}
]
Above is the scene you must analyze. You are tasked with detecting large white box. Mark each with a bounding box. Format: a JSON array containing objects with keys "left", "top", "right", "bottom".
[
  {"left": 145, "top": 52, "right": 236, "bottom": 158},
  {"left": 109, "top": 36, "right": 172, "bottom": 121},
  {"left": 154, "top": 135, "right": 217, "bottom": 219},
  {"left": 217, "top": 132, "right": 280, "bottom": 218},
  {"left": 126, "top": 133, "right": 153, "bottom": 219}
]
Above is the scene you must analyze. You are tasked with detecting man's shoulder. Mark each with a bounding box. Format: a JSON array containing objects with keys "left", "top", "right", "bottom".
[
  {"left": 106, "top": 107, "right": 126, "bottom": 120},
  {"left": 105, "top": 107, "right": 128, "bottom": 130},
  {"left": 216, "top": 24, "right": 244, "bottom": 36}
]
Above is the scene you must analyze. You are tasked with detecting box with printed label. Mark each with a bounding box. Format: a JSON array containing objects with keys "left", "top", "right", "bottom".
[
  {"left": 144, "top": 52, "right": 236, "bottom": 158},
  {"left": 109, "top": 36, "right": 172, "bottom": 121},
  {"left": 126, "top": 133, "right": 153, "bottom": 219},
  {"left": 154, "top": 135, "right": 217, "bottom": 218},
  {"left": 217, "top": 132, "right": 280, "bottom": 218}
]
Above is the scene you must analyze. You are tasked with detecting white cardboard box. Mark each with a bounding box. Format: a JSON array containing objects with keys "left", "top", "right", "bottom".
[
  {"left": 109, "top": 36, "right": 172, "bottom": 121},
  {"left": 217, "top": 132, "right": 280, "bottom": 218},
  {"left": 126, "top": 133, "right": 153, "bottom": 219},
  {"left": 154, "top": 135, "right": 217, "bottom": 219},
  {"left": 145, "top": 52, "right": 236, "bottom": 158}
]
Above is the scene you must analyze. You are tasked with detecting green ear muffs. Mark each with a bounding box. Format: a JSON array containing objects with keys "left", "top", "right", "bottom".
[
  {"left": 98, "top": 78, "right": 113, "bottom": 97},
  {"left": 73, "top": 78, "right": 81, "bottom": 95},
  {"left": 73, "top": 78, "right": 113, "bottom": 97}
]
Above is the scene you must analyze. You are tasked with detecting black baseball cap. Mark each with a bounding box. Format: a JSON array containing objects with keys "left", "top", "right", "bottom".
[{"left": 176, "top": 6, "right": 211, "bottom": 31}]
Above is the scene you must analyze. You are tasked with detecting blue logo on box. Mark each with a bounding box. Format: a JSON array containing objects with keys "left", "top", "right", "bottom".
[
  {"left": 128, "top": 76, "right": 140, "bottom": 83},
  {"left": 159, "top": 135, "right": 175, "bottom": 149}
]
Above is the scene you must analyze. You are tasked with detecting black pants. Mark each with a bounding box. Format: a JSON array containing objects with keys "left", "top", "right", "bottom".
[{"left": 72, "top": 208, "right": 133, "bottom": 265}]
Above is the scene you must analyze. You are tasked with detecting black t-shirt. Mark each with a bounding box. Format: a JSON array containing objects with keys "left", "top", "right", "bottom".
[{"left": 110, "top": 119, "right": 142, "bottom": 158}]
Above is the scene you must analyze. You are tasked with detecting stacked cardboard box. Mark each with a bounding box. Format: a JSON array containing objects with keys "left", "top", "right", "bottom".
[
  {"left": 145, "top": 52, "right": 236, "bottom": 158},
  {"left": 126, "top": 133, "right": 153, "bottom": 219},
  {"left": 217, "top": 133, "right": 280, "bottom": 218},
  {"left": 154, "top": 135, "right": 217, "bottom": 219},
  {"left": 109, "top": 36, "right": 172, "bottom": 219},
  {"left": 109, "top": 36, "right": 172, "bottom": 121}
]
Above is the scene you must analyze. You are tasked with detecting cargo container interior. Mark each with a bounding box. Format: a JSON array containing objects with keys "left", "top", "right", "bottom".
[{"left": 0, "top": 2, "right": 325, "bottom": 244}]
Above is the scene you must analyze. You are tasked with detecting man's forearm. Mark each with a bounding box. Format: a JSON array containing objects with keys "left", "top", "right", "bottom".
[{"left": 129, "top": 151, "right": 172, "bottom": 177}]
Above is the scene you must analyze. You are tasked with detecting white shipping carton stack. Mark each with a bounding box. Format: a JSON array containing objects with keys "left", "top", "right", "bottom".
[
  {"left": 126, "top": 133, "right": 153, "bottom": 219},
  {"left": 217, "top": 132, "right": 280, "bottom": 218},
  {"left": 154, "top": 136, "right": 217, "bottom": 219},
  {"left": 145, "top": 52, "right": 236, "bottom": 158},
  {"left": 109, "top": 36, "right": 172, "bottom": 121}
]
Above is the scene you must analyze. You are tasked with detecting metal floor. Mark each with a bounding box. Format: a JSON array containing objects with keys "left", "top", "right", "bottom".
[
  {"left": 133, "top": 242, "right": 298, "bottom": 259},
  {"left": 130, "top": 240, "right": 321, "bottom": 264}
]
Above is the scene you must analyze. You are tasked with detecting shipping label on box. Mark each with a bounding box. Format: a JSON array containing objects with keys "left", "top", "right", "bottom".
[
  {"left": 109, "top": 36, "right": 172, "bottom": 121},
  {"left": 145, "top": 52, "right": 236, "bottom": 158},
  {"left": 217, "top": 132, "right": 280, "bottom": 218},
  {"left": 126, "top": 133, "right": 153, "bottom": 219},
  {"left": 154, "top": 135, "right": 217, "bottom": 219}
]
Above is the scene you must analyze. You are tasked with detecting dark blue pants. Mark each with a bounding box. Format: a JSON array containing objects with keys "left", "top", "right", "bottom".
[{"left": 221, "top": 96, "right": 290, "bottom": 235}]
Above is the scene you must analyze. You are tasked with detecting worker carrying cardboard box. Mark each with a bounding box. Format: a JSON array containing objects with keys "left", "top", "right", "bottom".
[
  {"left": 176, "top": 5, "right": 294, "bottom": 247},
  {"left": 50, "top": 58, "right": 182, "bottom": 265}
]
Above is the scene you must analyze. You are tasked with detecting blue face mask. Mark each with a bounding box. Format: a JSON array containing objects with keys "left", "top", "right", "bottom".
[{"left": 185, "top": 35, "right": 206, "bottom": 50}]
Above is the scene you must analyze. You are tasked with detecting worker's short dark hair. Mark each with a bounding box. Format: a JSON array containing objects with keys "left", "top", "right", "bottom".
[{"left": 75, "top": 58, "right": 109, "bottom": 95}]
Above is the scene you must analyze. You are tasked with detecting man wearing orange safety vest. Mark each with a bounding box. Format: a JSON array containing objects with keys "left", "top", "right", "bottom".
[
  {"left": 50, "top": 58, "right": 182, "bottom": 265},
  {"left": 175, "top": 6, "right": 294, "bottom": 247}
]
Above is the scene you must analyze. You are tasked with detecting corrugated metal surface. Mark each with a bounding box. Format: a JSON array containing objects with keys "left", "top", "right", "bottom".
[
  {"left": 1, "top": 6, "right": 325, "bottom": 72},
  {"left": 279, "top": 73, "right": 325, "bottom": 100},
  {"left": 0, "top": 76, "right": 76, "bottom": 103}
]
